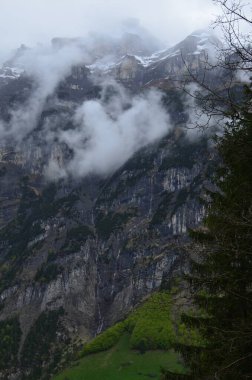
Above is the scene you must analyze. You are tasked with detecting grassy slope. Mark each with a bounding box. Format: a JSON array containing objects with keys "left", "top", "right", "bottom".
[
  {"left": 53, "top": 334, "right": 184, "bottom": 380},
  {"left": 52, "top": 292, "right": 200, "bottom": 379}
]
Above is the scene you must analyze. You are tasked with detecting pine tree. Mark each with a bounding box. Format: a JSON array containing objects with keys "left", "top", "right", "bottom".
[{"left": 164, "top": 85, "right": 252, "bottom": 379}]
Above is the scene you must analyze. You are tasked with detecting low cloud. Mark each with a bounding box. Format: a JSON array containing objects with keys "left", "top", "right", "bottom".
[
  {"left": 0, "top": 36, "right": 223, "bottom": 181},
  {"left": 0, "top": 42, "right": 88, "bottom": 142},
  {"left": 0, "top": 0, "right": 217, "bottom": 57},
  {"left": 46, "top": 81, "right": 171, "bottom": 179},
  {"left": 0, "top": 40, "right": 172, "bottom": 180}
]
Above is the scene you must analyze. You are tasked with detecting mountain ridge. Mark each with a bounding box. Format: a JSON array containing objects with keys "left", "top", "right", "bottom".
[{"left": 0, "top": 28, "right": 226, "bottom": 380}]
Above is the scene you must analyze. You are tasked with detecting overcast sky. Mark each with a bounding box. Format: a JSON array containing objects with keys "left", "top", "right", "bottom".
[{"left": 0, "top": 0, "right": 219, "bottom": 60}]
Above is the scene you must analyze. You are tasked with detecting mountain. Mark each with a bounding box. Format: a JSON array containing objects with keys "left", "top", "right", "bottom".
[
  {"left": 84, "top": 29, "right": 221, "bottom": 89},
  {"left": 0, "top": 30, "right": 221, "bottom": 379},
  {"left": 0, "top": 29, "right": 221, "bottom": 90}
]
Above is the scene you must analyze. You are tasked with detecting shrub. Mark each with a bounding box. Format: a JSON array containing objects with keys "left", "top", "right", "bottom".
[{"left": 80, "top": 322, "right": 125, "bottom": 356}]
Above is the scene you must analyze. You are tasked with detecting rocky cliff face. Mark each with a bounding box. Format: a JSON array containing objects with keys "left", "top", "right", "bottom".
[
  {"left": 0, "top": 131, "right": 214, "bottom": 378},
  {"left": 93, "top": 30, "right": 222, "bottom": 90},
  {"left": 0, "top": 30, "right": 218, "bottom": 379}
]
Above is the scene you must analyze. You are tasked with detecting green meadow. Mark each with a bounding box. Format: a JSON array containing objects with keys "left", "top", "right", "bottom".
[
  {"left": 53, "top": 334, "right": 184, "bottom": 380},
  {"left": 53, "top": 292, "right": 197, "bottom": 380}
]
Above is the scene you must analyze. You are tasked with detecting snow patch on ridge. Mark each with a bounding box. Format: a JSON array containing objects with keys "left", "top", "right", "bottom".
[{"left": 0, "top": 66, "right": 24, "bottom": 79}]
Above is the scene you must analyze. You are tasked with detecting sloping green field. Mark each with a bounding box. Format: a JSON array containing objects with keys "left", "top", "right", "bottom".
[
  {"left": 53, "top": 334, "right": 184, "bottom": 380},
  {"left": 52, "top": 292, "right": 199, "bottom": 380}
]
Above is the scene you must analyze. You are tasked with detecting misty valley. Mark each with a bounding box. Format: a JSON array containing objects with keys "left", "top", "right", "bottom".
[{"left": 0, "top": 1, "right": 251, "bottom": 379}]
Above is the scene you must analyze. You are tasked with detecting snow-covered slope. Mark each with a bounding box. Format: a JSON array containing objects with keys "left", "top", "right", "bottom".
[
  {"left": 0, "top": 29, "right": 221, "bottom": 93},
  {"left": 83, "top": 29, "right": 221, "bottom": 89}
]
